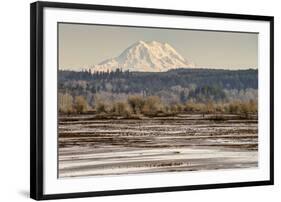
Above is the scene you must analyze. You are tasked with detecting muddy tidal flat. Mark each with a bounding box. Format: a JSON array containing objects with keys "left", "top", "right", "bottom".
[{"left": 58, "top": 114, "right": 258, "bottom": 178}]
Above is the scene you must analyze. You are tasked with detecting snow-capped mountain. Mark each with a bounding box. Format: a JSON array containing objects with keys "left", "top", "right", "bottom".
[{"left": 91, "top": 40, "right": 194, "bottom": 72}]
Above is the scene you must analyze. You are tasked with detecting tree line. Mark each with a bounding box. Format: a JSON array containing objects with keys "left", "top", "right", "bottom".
[
  {"left": 59, "top": 68, "right": 258, "bottom": 95},
  {"left": 59, "top": 93, "right": 257, "bottom": 118}
]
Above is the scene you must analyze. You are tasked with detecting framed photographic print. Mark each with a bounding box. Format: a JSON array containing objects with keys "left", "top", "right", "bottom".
[{"left": 30, "top": 1, "right": 274, "bottom": 200}]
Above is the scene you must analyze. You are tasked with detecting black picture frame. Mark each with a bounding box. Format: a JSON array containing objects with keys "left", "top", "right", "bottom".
[{"left": 30, "top": 1, "right": 274, "bottom": 200}]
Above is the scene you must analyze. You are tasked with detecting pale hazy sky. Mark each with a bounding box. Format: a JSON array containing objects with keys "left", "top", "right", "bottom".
[{"left": 59, "top": 23, "right": 258, "bottom": 70}]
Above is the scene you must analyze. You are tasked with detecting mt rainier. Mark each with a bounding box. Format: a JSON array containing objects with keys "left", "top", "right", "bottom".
[{"left": 91, "top": 40, "right": 194, "bottom": 72}]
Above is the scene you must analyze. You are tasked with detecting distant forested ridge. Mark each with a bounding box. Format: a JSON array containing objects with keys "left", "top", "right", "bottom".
[
  {"left": 59, "top": 68, "right": 257, "bottom": 91},
  {"left": 58, "top": 68, "right": 258, "bottom": 109}
]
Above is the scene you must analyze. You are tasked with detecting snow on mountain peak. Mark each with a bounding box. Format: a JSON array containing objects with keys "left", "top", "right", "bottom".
[{"left": 92, "top": 41, "right": 194, "bottom": 72}]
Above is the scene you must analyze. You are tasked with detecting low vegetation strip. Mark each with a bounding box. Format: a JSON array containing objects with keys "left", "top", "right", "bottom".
[{"left": 59, "top": 94, "right": 257, "bottom": 119}]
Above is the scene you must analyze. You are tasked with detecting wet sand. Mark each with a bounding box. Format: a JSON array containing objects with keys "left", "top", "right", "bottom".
[{"left": 58, "top": 114, "right": 258, "bottom": 178}]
